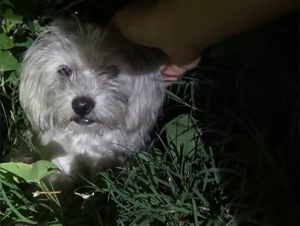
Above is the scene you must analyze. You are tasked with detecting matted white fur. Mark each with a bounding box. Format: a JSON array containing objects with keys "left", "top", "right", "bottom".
[{"left": 19, "top": 20, "right": 165, "bottom": 185}]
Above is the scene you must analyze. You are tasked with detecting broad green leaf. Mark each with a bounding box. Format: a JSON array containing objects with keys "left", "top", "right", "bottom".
[
  {"left": 0, "top": 34, "right": 14, "bottom": 50},
  {"left": 15, "top": 37, "right": 34, "bottom": 49},
  {"left": 0, "top": 160, "right": 59, "bottom": 183},
  {"left": 165, "top": 114, "right": 200, "bottom": 157},
  {"left": 3, "top": 8, "right": 23, "bottom": 22},
  {"left": 23, "top": 18, "right": 36, "bottom": 32},
  {"left": 7, "top": 70, "right": 19, "bottom": 86},
  {"left": 0, "top": 51, "right": 19, "bottom": 71}
]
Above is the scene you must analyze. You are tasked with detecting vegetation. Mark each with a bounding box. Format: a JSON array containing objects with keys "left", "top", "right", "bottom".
[{"left": 0, "top": 1, "right": 298, "bottom": 225}]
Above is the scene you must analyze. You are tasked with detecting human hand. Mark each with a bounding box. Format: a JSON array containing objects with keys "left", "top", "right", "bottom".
[
  {"left": 110, "top": 0, "right": 298, "bottom": 81},
  {"left": 109, "top": 1, "right": 201, "bottom": 81}
]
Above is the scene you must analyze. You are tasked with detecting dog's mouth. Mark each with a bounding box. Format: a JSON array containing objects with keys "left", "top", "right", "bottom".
[{"left": 71, "top": 116, "right": 95, "bottom": 126}]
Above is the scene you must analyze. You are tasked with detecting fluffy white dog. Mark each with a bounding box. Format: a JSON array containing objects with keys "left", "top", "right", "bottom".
[{"left": 19, "top": 20, "right": 165, "bottom": 186}]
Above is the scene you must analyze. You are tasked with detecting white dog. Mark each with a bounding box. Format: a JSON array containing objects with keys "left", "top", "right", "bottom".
[{"left": 19, "top": 20, "right": 165, "bottom": 187}]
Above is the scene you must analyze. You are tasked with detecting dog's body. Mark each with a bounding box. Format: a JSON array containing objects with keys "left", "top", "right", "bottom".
[{"left": 19, "top": 20, "right": 165, "bottom": 185}]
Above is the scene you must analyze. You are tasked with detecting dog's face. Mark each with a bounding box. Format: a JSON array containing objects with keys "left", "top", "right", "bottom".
[{"left": 19, "top": 21, "right": 165, "bottom": 145}]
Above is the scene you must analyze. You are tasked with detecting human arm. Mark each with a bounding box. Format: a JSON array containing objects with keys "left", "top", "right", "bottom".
[{"left": 110, "top": 0, "right": 299, "bottom": 75}]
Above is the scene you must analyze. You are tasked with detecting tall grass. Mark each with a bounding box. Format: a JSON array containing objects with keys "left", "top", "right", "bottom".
[{"left": 0, "top": 1, "right": 299, "bottom": 226}]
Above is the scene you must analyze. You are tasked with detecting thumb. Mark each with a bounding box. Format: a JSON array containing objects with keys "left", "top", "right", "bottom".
[{"left": 161, "top": 57, "right": 201, "bottom": 82}]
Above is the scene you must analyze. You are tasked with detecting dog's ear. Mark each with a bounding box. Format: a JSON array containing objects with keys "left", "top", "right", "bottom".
[
  {"left": 19, "top": 33, "right": 55, "bottom": 144},
  {"left": 123, "top": 71, "right": 165, "bottom": 143},
  {"left": 116, "top": 40, "right": 165, "bottom": 145}
]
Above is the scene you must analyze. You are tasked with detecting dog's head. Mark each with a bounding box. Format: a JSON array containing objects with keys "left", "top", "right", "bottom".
[{"left": 19, "top": 20, "right": 165, "bottom": 145}]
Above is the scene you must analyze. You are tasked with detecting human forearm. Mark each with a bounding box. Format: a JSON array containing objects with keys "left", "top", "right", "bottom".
[
  {"left": 151, "top": 0, "right": 299, "bottom": 60},
  {"left": 110, "top": 0, "right": 299, "bottom": 67}
]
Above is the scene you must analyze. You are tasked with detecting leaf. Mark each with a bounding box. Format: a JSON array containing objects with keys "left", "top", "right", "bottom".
[
  {"left": 7, "top": 70, "right": 19, "bottom": 86},
  {"left": 0, "top": 51, "right": 19, "bottom": 71},
  {"left": 15, "top": 37, "right": 34, "bottom": 49},
  {"left": 165, "top": 114, "right": 200, "bottom": 157},
  {"left": 3, "top": 8, "right": 23, "bottom": 22},
  {"left": 0, "top": 34, "right": 14, "bottom": 50},
  {"left": 0, "top": 160, "right": 59, "bottom": 183},
  {"left": 23, "top": 18, "right": 36, "bottom": 32}
]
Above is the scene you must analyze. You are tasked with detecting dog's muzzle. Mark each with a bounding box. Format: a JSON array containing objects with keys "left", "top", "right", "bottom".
[{"left": 71, "top": 97, "right": 95, "bottom": 125}]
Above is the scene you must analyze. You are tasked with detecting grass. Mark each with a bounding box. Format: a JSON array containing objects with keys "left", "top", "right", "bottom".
[{"left": 0, "top": 1, "right": 299, "bottom": 225}]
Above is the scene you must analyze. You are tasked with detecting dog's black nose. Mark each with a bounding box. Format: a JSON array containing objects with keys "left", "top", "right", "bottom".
[{"left": 72, "top": 97, "right": 95, "bottom": 115}]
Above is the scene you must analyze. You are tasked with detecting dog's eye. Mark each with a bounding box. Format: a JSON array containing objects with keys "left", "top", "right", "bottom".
[{"left": 58, "top": 65, "right": 73, "bottom": 77}]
